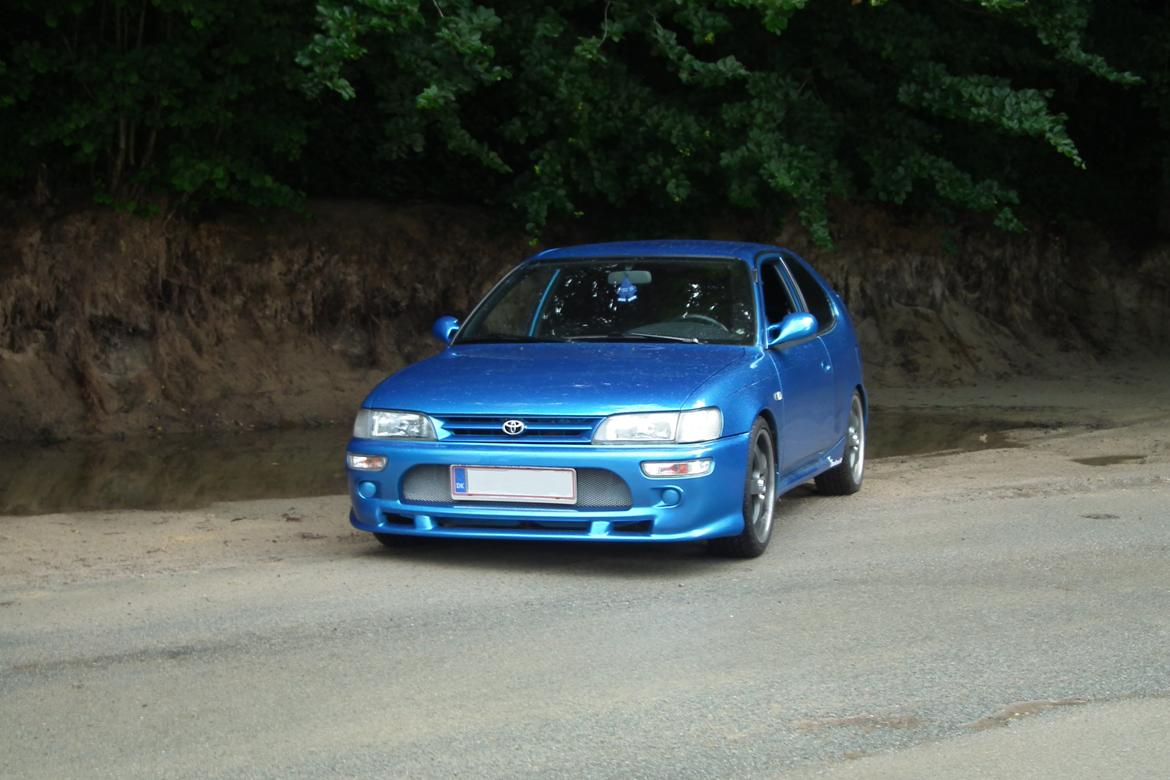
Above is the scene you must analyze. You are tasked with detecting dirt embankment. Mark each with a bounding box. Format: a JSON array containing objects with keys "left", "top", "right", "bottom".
[
  {"left": 0, "top": 203, "right": 529, "bottom": 440},
  {"left": 1, "top": 202, "right": 1167, "bottom": 441},
  {"left": 783, "top": 209, "right": 1170, "bottom": 386}
]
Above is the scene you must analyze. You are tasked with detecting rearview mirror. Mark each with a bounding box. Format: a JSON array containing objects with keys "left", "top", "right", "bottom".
[
  {"left": 766, "top": 312, "right": 818, "bottom": 348},
  {"left": 606, "top": 270, "right": 653, "bottom": 285},
  {"left": 432, "top": 315, "right": 460, "bottom": 345}
]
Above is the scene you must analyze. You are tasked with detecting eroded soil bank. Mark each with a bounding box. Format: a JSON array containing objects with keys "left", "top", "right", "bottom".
[{"left": 1, "top": 202, "right": 1168, "bottom": 441}]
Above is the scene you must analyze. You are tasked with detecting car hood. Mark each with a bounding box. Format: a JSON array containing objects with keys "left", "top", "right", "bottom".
[{"left": 365, "top": 343, "right": 748, "bottom": 416}]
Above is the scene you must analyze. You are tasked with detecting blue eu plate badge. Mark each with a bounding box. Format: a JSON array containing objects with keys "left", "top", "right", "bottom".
[{"left": 452, "top": 467, "right": 469, "bottom": 494}]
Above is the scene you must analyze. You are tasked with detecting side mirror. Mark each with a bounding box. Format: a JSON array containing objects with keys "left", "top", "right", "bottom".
[
  {"left": 432, "top": 315, "right": 460, "bottom": 345},
  {"left": 766, "top": 312, "right": 818, "bottom": 348}
]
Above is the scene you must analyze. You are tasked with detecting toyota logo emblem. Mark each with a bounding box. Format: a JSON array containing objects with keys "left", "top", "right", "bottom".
[{"left": 502, "top": 419, "right": 526, "bottom": 436}]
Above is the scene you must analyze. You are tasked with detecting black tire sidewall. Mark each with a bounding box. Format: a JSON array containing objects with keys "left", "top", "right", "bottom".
[{"left": 741, "top": 419, "right": 775, "bottom": 548}]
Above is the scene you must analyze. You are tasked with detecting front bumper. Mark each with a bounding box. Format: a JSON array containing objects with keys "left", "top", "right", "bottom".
[{"left": 345, "top": 433, "right": 751, "bottom": 542}]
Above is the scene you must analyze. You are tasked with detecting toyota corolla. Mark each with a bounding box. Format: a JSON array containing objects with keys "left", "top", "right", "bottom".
[{"left": 346, "top": 240, "right": 866, "bottom": 557}]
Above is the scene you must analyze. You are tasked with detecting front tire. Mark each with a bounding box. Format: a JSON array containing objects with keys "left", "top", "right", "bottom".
[
  {"left": 709, "top": 418, "right": 776, "bottom": 559},
  {"left": 815, "top": 392, "right": 865, "bottom": 495}
]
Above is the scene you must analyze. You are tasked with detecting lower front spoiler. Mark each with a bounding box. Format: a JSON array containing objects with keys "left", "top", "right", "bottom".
[{"left": 349, "top": 509, "right": 745, "bottom": 543}]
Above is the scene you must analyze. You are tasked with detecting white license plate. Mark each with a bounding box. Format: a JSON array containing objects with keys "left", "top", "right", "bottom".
[{"left": 450, "top": 466, "right": 577, "bottom": 504}]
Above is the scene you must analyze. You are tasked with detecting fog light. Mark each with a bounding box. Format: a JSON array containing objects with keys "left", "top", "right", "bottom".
[
  {"left": 356, "top": 481, "right": 378, "bottom": 499},
  {"left": 347, "top": 453, "right": 387, "bottom": 471},
  {"left": 641, "top": 458, "right": 713, "bottom": 478}
]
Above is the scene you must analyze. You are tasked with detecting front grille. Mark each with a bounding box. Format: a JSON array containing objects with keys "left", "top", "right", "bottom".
[
  {"left": 433, "top": 415, "right": 601, "bottom": 444},
  {"left": 401, "top": 465, "right": 633, "bottom": 510},
  {"left": 434, "top": 519, "right": 592, "bottom": 532}
]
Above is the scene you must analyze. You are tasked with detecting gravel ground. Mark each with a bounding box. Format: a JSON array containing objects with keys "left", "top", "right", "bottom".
[{"left": 2, "top": 369, "right": 1169, "bottom": 778}]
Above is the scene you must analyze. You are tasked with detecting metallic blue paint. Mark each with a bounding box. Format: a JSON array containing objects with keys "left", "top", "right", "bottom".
[
  {"left": 767, "top": 312, "right": 818, "bottom": 348},
  {"left": 364, "top": 343, "right": 745, "bottom": 417},
  {"left": 347, "top": 240, "right": 866, "bottom": 545},
  {"left": 431, "top": 315, "right": 460, "bottom": 345},
  {"left": 348, "top": 434, "right": 751, "bottom": 542}
]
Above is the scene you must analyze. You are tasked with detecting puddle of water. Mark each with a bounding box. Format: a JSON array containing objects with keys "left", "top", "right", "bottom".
[
  {"left": 0, "top": 409, "right": 1036, "bottom": 516},
  {"left": 867, "top": 408, "right": 1031, "bottom": 459},
  {"left": 1071, "top": 454, "right": 1146, "bottom": 467},
  {"left": 0, "top": 427, "right": 351, "bottom": 516}
]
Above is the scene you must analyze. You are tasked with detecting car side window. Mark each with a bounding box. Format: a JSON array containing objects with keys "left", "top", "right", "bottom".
[
  {"left": 477, "top": 267, "right": 556, "bottom": 337},
  {"left": 783, "top": 258, "right": 835, "bottom": 331},
  {"left": 760, "top": 261, "right": 797, "bottom": 324}
]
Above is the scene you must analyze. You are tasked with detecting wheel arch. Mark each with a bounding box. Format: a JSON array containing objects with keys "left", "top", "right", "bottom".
[
  {"left": 756, "top": 407, "right": 780, "bottom": 462},
  {"left": 855, "top": 384, "right": 869, "bottom": 424}
]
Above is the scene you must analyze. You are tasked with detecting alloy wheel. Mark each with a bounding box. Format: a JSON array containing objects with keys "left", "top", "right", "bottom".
[
  {"left": 846, "top": 395, "right": 865, "bottom": 484},
  {"left": 747, "top": 428, "right": 776, "bottom": 543}
]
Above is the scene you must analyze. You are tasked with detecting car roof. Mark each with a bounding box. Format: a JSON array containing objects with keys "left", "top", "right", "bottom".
[{"left": 528, "top": 240, "right": 782, "bottom": 265}]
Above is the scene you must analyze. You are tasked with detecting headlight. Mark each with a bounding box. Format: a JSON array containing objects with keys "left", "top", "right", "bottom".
[
  {"left": 675, "top": 408, "right": 723, "bottom": 443},
  {"left": 353, "top": 409, "right": 436, "bottom": 440},
  {"left": 592, "top": 408, "right": 722, "bottom": 444}
]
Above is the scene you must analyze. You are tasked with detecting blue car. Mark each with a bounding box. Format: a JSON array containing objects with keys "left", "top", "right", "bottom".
[{"left": 346, "top": 240, "right": 866, "bottom": 558}]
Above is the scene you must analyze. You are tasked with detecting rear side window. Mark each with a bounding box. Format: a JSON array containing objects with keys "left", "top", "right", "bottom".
[{"left": 784, "top": 258, "right": 835, "bottom": 331}]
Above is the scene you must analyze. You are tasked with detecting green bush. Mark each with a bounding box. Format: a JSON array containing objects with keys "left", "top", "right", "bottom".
[{"left": 1, "top": 1, "right": 1164, "bottom": 242}]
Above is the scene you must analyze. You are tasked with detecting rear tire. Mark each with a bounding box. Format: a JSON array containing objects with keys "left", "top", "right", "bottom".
[
  {"left": 709, "top": 418, "right": 776, "bottom": 559},
  {"left": 815, "top": 392, "right": 865, "bottom": 496}
]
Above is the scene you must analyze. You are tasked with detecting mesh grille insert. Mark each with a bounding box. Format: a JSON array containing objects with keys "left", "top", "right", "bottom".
[{"left": 434, "top": 519, "right": 592, "bottom": 532}]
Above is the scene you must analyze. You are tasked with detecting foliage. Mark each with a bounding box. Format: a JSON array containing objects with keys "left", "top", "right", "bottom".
[
  {"left": 0, "top": 0, "right": 307, "bottom": 210},
  {"left": 1, "top": 0, "right": 1166, "bottom": 242}
]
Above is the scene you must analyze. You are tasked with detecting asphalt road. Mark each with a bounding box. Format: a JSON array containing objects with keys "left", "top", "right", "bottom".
[{"left": 2, "top": 413, "right": 1169, "bottom": 778}]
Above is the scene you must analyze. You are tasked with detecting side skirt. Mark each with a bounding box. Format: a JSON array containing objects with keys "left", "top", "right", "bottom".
[{"left": 776, "top": 434, "right": 848, "bottom": 495}]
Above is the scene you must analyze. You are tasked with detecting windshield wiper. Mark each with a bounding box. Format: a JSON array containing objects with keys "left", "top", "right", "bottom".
[
  {"left": 625, "top": 332, "right": 702, "bottom": 344},
  {"left": 565, "top": 332, "right": 701, "bottom": 344}
]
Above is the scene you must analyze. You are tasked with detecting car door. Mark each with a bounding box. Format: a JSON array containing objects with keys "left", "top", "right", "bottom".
[
  {"left": 782, "top": 253, "right": 854, "bottom": 441},
  {"left": 759, "top": 258, "right": 838, "bottom": 472}
]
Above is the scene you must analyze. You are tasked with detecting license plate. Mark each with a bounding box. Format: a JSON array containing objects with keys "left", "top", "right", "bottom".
[{"left": 450, "top": 466, "right": 577, "bottom": 504}]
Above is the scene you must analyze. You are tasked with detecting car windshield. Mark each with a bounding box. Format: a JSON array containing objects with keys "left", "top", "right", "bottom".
[{"left": 456, "top": 257, "right": 756, "bottom": 345}]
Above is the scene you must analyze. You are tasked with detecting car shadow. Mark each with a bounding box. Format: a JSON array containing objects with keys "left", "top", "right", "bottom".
[
  {"left": 360, "top": 537, "right": 724, "bottom": 579},
  {"left": 781, "top": 484, "right": 818, "bottom": 501}
]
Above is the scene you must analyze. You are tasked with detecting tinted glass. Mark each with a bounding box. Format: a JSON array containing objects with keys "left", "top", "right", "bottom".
[
  {"left": 785, "top": 258, "right": 835, "bottom": 331},
  {"left": 761, "top": 262, "right": 797, "bottom": 323},
  {"left": 475, "top": 266, "right": 556, "bottom": 336},
  {"left": 458, "top": 258, "right": 755, "bottom": 345}
]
